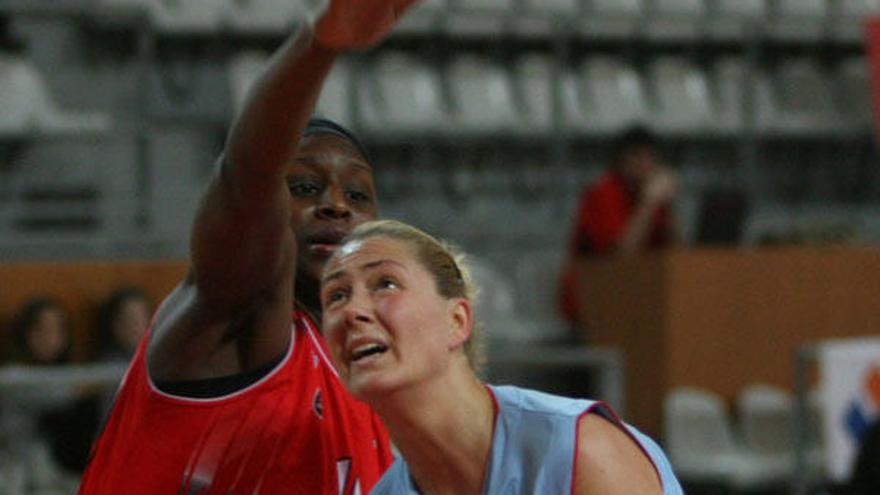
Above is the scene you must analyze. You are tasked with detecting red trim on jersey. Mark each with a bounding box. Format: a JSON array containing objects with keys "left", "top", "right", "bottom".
[
  {"left": 570, "top": 402, "right": 663, "bottom": 495},
  {"left": 304, "top": 315, "right": 341, "bottom": 378}
]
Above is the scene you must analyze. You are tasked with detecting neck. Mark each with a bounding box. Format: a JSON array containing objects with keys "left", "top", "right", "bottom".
[
  {"left": 371, "top": 360, "right": 495, "bottom": 495},
  {"left": 294, "top": 278, "right": 321, "bottom": 322}
]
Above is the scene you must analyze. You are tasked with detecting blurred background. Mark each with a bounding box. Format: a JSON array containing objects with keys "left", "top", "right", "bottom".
[{"left": 1, "top": 0, "right": 880, "bottom": 494}]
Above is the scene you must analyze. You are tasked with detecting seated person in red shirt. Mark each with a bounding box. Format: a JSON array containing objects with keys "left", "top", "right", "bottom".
[{"left": 559, "top": 126, "right": 681, "bottom": 326}]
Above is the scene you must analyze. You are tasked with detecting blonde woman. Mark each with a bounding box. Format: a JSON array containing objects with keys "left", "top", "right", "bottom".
[{"left": 320, "top": 220, "right": 683, "bottom": 494}]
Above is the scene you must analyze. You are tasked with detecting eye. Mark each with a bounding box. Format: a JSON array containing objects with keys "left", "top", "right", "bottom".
[
  {"left": 288, "top": 179, "right": 322, "bottom": 197},
  {"left": 322, "top": 287, "right": 349, "bottom": 307},
  {"left": 375, "top": 277, "right": 399, "bottom": 291},
  {"left": 346, "top": 189, "right": 372, "bottom": 203}
]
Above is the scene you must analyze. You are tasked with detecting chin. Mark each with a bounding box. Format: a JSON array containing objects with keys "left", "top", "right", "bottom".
[{"left": 349, "top": 374, "right": 403, "bottom": 403}]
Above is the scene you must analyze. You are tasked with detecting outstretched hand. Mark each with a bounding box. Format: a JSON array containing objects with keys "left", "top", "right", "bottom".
[{"left": 315, "top": 0, "right": 420, "bottom": 50}]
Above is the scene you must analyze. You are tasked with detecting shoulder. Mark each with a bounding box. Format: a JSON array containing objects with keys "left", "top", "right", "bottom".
[{"left": 573, "top": 413, "right": 663, "bottom": 495}]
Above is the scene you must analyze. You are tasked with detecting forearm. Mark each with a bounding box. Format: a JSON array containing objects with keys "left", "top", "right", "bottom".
[
  {"left": 190, "top": 25, "right": 338, "bottom": 306},
  {"left": 616, "top": 201, "right": 660, "bottom": 254},
  {"left": 224, "top": 22, "right": 338, "bottom": 184}
]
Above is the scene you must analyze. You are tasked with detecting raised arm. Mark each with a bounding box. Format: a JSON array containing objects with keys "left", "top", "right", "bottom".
[
  {"left": 192, "top": 26, "right": 337, "bottom": 316},
  {"left": 149, "top": 1, "right": 419, "bottom": 381}
]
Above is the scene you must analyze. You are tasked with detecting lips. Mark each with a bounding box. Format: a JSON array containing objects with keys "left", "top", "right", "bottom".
[
  {"left": 304, "top": 228, "right": 348, "bottom": 256},
  {"left": 347, "top": 337, "right": 390, "bottom": 365},
  {"left": 351, "top": 343, "right": 389, "bottom": 362}
]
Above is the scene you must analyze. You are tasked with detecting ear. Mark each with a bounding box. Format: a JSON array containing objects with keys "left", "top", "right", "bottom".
[{"left": 446, "top": 298, "right": 473, "bottom": 351}]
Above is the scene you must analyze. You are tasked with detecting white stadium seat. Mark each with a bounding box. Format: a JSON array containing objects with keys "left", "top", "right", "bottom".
[
  {"left": 665, "top": 387, "right": 744, "bottom": 481},
  {"left": 648, "top": 56, "right": 714, "bottom": 133},
  {"left": 394, "top": 0, "right": 447, "bottom": 34},
  {"left": 514, "top": 53, "right": 556, "bottom": 132},
  {"left": 560, "top": 68, "right": 587, "bottom": 131},
  {"left": 711, "top": 57, "right": 776, "bottom": 134},
  {"left": 665, "top": 387, "right": 783, "bottom": 489},
  {"left": 517, "top": 0, "right": 579, "bottom": 34},
  {"left": 0, "top": 55, "right": 31, "bottom": 135},
  {"left": 93, "top": 0, "right": 151, "bottom": 24},
  {"left": 646, "top": 0, "right": 706, "bottom": 40},
  {"left": 149, "top": 0, "right": 225, "bottom": 34},
  {"left": 455, "top": 0, "right": 512, "bottom": 12},
  {"left": 0, "top": 55, "right": 110, "bottom": 137},
  {"left": 315, "top": 58, "right": 354, "bottom": 126},
  {"left": 581, "top": 0, "right": 644, "bottom": 37},
  {"left": 520, "top": 0, "right": 579, "bottom": 16},
  {"left": 577, "top": 57, "right": 648, "bottom": 133},
  {"left": 227, "top": 50, "right": 270, "bottom": 114},
  {"left": 224, "top": 0, "right": 306, "bottom": 34},
  {"left": 447, "top": 55, "right": 518, "bottom": 133},
  {"left": 836, "top": 57, "right": 874, "bottom": 128},
  {"left": 360, "top": 52, "right": 448, "bottom": 134},
  {"left": 773, "top": 59, "right": 840, "bottom": 134},
  {"left": 449, "top": 0, "right": 513, "bottom": 34},
  {"left": 708, "top": 0, "right": 767, "bottom": 39},
  {"left": 770, "top": 0, "right": 828, "bottom": 41},
  {"left": 737, "top": 385, "right": 795, "bottom": 458}
]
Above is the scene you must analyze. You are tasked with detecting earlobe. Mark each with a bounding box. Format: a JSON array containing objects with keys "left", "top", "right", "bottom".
[{"left": 447, "top": 298, "right": 472, "bottom": 350}]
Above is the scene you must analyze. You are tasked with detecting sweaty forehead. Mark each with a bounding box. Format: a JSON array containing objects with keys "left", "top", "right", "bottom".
[{"left": 324, "top": 237, "right": 414, "bottom": 279}]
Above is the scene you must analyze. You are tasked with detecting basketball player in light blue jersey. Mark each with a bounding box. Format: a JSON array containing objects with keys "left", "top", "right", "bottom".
[{"left": 319, "top": 220, "right": 683, "bottom": 494}]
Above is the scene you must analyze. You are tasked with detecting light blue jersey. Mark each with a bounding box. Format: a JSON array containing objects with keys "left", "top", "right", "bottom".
[{"left": 370, "top": 385, "right": 683, "bottom": 494}]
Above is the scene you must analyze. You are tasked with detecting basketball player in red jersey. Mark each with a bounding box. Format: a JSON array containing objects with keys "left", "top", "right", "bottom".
[{"left": 78, "top": 1, "right": 419, "bottom": 493}]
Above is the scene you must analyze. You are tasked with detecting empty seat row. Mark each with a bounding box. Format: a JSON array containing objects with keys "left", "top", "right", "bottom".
[
  {"left": 93, "top": 0, "right": 880, "bottom": 40},
  {"left": 0, "top": 54, "right": 110, "bottom": 137},
  {"left": 229, "top": 51, "right": 873, "bottom": 137},
  {"left": 665, "top": 385, "right": 824, "bottom": 489},
  {"left": 97, "top": 0, "right": 311, "bottom": 34},
  {"left": 436, "top": 0, "right": 880, "bottom": 39}
]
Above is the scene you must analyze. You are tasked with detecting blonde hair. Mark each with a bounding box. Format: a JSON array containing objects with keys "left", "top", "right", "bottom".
[{"left": 337, "top": 220, "right": 485, "bottom": 371}]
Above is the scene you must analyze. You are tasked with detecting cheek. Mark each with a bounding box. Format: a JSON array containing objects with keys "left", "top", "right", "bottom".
[
  {"left": 288, "top": 206, "right": 308, "bottom": 232},
  {"left": 382, "top": 297, "right": 446, "bottom": 351}
]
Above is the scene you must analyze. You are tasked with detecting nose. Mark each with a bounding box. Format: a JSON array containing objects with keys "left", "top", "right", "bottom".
[
  {"left": 316, "top": 186, "right": 352, "bottom": 221},
  {"left": 342, "top": 290, "right": 374, "bottom": 328}
]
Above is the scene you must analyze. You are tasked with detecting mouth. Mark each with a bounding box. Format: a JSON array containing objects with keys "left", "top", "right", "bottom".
[
  {"left": 306, "top": 229, "right": 348, "bottom": 256},
  {"left": 350, "top": 343, "right": 389, "bottom": 364}
]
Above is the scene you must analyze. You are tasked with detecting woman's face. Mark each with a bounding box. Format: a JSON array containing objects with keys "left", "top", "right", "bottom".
[
  {"left": 26, "top": 307, "right": 67, "bottom": 364},
  {"left": 320, "top": 237, "right": 462, "bottom": 401},
  {"left": 114, "top": 297, "right": 151, "bottom": 353}
]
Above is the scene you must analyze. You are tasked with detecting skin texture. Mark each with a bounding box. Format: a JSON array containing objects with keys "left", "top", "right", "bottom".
[
  {"left": 321, "top": 233, "right": 664, "bottom": 495},
  {"left": 575, "top": 414, "right": 663, "bottom": 495}
]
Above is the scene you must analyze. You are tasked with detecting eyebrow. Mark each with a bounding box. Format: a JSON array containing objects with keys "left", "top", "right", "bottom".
[{"left": 322, "top": 259, "right": 406, "bottom": 285}]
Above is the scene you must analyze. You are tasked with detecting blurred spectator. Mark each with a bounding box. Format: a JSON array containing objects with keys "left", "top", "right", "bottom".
[
  {"left": 95, "top": 286, "right": 152, "bottom": 362},
  {"left": 10, "top": 297, "right": 72, "bottom": 365},
  {"left": 559, "top": 126, "right": 681, "bottom": 328},
  {"left": 1, "top": 296, "right": 87, "bottom": 491}
]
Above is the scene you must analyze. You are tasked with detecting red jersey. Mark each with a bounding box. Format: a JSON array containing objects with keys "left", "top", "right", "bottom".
[
  {"left": 559, "top": 171, "right": 673, "bottom": 323},
  {"left": 78, "top": 310, "right": 392, "bottom": 495}
]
